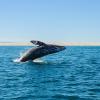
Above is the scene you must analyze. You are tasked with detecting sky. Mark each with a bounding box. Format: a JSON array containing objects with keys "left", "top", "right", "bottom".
[{"left": 0, "top": 0, "right": 100, "bottom": 43}]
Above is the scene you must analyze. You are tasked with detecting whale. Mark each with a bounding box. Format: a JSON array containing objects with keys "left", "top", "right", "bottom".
[{"left": 19, "top": 40, "right": 66, "bottom": 62}]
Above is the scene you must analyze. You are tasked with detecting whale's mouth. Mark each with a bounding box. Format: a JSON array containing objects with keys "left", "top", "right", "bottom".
[
  {"left": 31, "top": 40, "right": 38, "bottom": 45},
  {"left": 30, "top": 40, "right": 47, "bottom": 46}
]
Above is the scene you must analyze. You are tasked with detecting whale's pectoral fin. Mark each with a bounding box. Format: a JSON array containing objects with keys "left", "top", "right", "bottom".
[{"left": 30, "top": 40, "right": 47, "bottom": 46}]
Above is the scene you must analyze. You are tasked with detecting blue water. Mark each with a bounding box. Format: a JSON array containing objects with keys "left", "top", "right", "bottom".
[{"left": 0, "top": 46, "right": 100, "bottom": 100}]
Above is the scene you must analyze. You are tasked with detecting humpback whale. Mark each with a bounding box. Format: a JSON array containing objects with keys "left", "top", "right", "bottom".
[{"left": 19, "top": 40, "right": 66, "bottom": 62}]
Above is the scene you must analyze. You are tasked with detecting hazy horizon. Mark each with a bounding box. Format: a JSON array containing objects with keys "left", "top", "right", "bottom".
[{"left": 0, "top": 0, "right": 100, "bottom": 43}]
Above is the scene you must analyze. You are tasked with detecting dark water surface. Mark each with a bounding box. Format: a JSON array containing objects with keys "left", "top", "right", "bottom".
[{"left": 0, "top": 46, "right": 100, "bottom": 100}]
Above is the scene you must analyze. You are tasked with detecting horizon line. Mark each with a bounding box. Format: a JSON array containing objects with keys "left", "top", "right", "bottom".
[{"left": 0, "top": 42, "right": 100, "bottom": 46}]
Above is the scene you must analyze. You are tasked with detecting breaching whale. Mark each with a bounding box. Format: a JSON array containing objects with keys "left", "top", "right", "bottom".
[{"left": 19, "top": 40, "right": 66, "bottom": 62}]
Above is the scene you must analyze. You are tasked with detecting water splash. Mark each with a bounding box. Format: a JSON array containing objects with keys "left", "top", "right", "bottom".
[
  {"left": 33, "top": 58, "right": 46, "bottom": 64},
  {"left": 13, "top": 58, "right": 21, "bottom": 63},
  {"left": 13, "top": 51, "right": 26, "bottom": 63}
]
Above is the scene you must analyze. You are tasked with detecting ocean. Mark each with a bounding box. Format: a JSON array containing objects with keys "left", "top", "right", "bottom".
[{"left": 0, "top": 46, "right": 100, "bottom": 100}]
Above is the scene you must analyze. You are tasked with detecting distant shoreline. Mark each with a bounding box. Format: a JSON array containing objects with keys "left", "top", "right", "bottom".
[
  {"left": 0, "top": 42, "right": 32, "bottom": 46},
  {"left": 0, "top": 42, "right": 100, "bottom": 46}
]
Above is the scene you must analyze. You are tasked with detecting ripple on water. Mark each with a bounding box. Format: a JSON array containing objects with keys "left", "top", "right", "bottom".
[{"left": 0, "top": 46, "right": 100, "bottom": 100}]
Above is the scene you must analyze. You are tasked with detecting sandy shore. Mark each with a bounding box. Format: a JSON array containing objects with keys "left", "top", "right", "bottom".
[
  {"left": 0, "top": 42, "right": 32, "bottom": 46},
  {"left": 0, "top": 42, "right": 100, "bottom": 46}
]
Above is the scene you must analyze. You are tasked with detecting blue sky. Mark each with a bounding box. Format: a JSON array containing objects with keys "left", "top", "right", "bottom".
[{"left": 0, "top": 0, "right": 100, "bottom": 43}]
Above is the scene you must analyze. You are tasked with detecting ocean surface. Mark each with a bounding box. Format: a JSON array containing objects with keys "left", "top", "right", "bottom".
[{"left": 0, "top": 46, "right": 100, "bottom": 100}]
